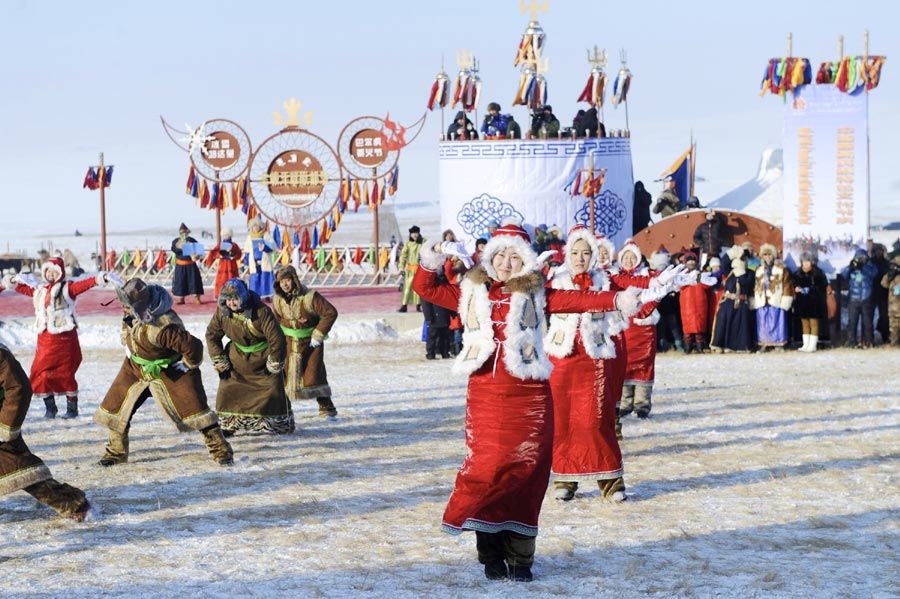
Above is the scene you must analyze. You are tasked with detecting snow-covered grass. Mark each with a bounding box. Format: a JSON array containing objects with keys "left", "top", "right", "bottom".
[{"left": 1, "top": 316, "right": 898, "bottom": 598}]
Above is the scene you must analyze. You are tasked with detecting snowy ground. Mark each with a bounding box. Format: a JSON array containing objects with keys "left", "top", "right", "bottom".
[{"left": 0, "top": 315, "right": 898, "bottom": 599}]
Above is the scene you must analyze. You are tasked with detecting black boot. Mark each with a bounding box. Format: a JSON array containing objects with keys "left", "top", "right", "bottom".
[
  {"left": 397, "top": 305, "right": 408, "bottom": 313},
  {"left": 508, "top": 564, "right": 533, "bottom": 582},
  {"left": 43, "top": 396, "right": 58, "bottom": 419},
  {"left": 61, "top": 396, "right": 78, "bottom": 419},
  {"left": 484, "top": 560, "right": 508, "bottom": 580}
]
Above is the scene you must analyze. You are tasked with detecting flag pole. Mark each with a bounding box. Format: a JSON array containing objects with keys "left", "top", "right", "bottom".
[{"left": 99, "top": 152, "right": 108, "bottom": 270}]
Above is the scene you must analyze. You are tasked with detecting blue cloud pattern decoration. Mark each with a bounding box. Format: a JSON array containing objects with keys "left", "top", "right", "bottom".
[
  {"left": 457, "top": 193, "right": 524, "bottom": 239},
  {"left": 575, "top": 190, "right": 627, "bottom": 238}
]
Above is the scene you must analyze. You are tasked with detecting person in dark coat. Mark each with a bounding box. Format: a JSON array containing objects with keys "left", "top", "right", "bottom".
[
  {"left": 171, "top": 223, "right": 204, "bottom": 304},
  {"left": 632, "top": 181, "right": 653, "bottom": 234},
  {"left": 206, "top": 278, "right": 293, "bottom": 435},
  {"left": 447, "top": 111, "right": 478, "bottom": 140},
  {"left": 530, "top": 105, "right": 560, "bottom": 138},
  {"left": 573, "top": 105, "right": 605, "bottom": 138},
  {"left": 841, "top": 249, "right": 878, "bottom": 348},
  {"left": 792, "top": 252, "right": 829, "bottom": 352},
  {"left": 96, "top": 278, "right": 233, "bottom": 466},
  {"left": 506, "top": 115, "right": 522, "bottom": 139},
  {"left": 1, "top": 343, "right": 91, "bottom": 520},
  {"left": 710, "top": 246, "right": 755, "bottom": 352},
  {"left": 693, "top": 209, "right": 728, "bottom": 263},
  {"left": 870, "top": 243, "right": 890, "bottom": 343}
]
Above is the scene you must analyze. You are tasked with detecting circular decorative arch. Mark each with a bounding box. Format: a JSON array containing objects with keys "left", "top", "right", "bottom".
[
  {"left": 337, "top": 116, "right": 401, "bottom": 180},
  {"left": 189, "top": 119, "right": 252, "bottom": 182},
  {"left": 247, "top": 128, "right": 342, "bottom": 228}
]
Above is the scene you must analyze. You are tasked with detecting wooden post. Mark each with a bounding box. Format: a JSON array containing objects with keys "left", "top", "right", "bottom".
[
  {"left": 787, "top": 32, "right": 793, "bottom": 58},
  {"left": 838, "top": 35, "right": 844, "bottom": 61},
  {"left": 372, "top": 167, "right": 380, "bottom": 282},
  {"left": 215, "top": 171, "right": 222, "bottom": 247},
  {"left": 99, "top": 152, "right": 108, "bottom": 270},
  {"left": 589, "top": 150, "right": 596, "bottom": 234}
]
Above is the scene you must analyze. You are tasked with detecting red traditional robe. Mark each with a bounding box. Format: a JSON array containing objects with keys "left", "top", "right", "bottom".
[{"left": 414, "top": 266, "right": 617, "bottom": 537}]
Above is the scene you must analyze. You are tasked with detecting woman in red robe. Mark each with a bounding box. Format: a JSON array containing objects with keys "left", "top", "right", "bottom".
[
  {"left": 545, "top": 226, "right": 629, "bottom": 502},
  {"left": 413, "top": 221, "right": 640, "bottom": 583},
  {"left": 6, "top": 257, "right": 108, "bottom": 419},
  {"left": 205, "top": 227, "right": 243, "bottom": 299}
]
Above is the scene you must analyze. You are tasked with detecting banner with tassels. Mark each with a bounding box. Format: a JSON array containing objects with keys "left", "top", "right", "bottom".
[
  {"left": 577, "top": 70, "right": 606, "bottom": 107},
  {"left": 83, "top": 166, "right": 114, "bottom": 190},
  {"left": 610, "top": 66, "right": 632, "bottom": 107},
  {"left": 427, "top": 70, "right": 450, "bottom": 111},
  {"left": 759, "top": 57, "right": 812, "bottom": 99},
  {"left": 816, "top": 55, "right": 886, "bottom": 93},
  {"left": 452, "top": 69, "right": 479, "bottom": 112}
]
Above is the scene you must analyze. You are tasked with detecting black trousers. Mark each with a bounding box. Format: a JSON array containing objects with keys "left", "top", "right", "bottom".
[
  {"left": 847, "top": 299, "right": 875, "bottom": 346},
  {"left": 475, "top": 531, "right": 536, "bottom": 567}
]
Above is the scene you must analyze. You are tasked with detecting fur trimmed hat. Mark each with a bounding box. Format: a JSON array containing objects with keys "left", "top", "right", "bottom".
[
  {"left": 616, "top": 238, "right": 643, "bottom": 266},
  {"left": 727, "top": 245, "right": 745, "bottom": 261},
  {"left": 221, "top": 227, "right": 233, "bottom": 240},
  {"left": 41, "top": 257, "right": 65, "bottom": 282},
  {"left": 117, "top": 278, "right": 173, "bottom": 324},
  {"left": 759, "top": 243, "right": 778, "bottom": 257},
  {"left": 563, "top": 225, "right": 600, "bottom": 272},
  {"left": 219, "top": 278, "right": 253, "bottom": 318},
  {"left": 248, "top": 217, "right": 264, "bottom": 232},
  {"left": 480, "top": 218, "right": 539, "bottom": 281},
  {"left": 594, "top": 234, "right": 616, "bottom": 266}
]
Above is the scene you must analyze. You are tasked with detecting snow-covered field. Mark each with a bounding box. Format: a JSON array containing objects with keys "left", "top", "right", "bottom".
[{"left": 1, "top": 315, "right": 898, "bottom": 599}]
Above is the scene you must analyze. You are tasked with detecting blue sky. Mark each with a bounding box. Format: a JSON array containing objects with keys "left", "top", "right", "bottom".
[{"left": 1, "top": 0, "right": 897, "bottom": 235}]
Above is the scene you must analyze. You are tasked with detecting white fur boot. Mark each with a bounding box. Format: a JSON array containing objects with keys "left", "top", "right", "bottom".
[
  {"left": 806, "top": 335, "right": 818, "bottom": 352},
  {"left": 799, "top": 334, "right": 811, "bottom": 352}
]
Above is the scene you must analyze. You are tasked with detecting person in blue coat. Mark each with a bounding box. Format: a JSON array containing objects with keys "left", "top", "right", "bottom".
[
  {"left": 841, "top": 248, "right": 878, "bottom": 348},
  {"left": 480, "top": 102, "right": 509, "bottom": 138}
]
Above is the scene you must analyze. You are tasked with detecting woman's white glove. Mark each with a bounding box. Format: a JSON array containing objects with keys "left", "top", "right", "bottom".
[
  {"left": 440, "top": 242, "right": 473, "bottom": 269},
  {"left": 640, "top": 284, "right": 670, "bottom": 304},
  {"left": 309, "top": 338, "right": 322, "bottom": 348},
  {"left": 699, "top": 272, "right": 718, "bottom": 286},
  {"left": 654, "top": 263, "right": 685, "bottom": 286},
  {"left": 106, "top": 272, "right": 125, "bottom": 287},
  {"left": 614, "top": 287, "right": 643, "bottom": 317}
]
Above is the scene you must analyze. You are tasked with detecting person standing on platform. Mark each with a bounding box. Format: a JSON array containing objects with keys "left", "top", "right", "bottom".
[
  {"left": 398, "top": 226, "right": 424, "bottom": 313},
  {"left": 0, "top": 343, "right": 91, "bottom": 520},
  {"left": 272, "top": 266, "right": 339, "bottom": 419},
  {"left": 481, "top": 102, "right": 509, "bottom": 138},
  {"left": 243, "top": 217, "right": 276, "bottom": 302},
  {"left": 413, "top": 220, "right": 643, "bottom": 582},
  {"left": 207, "top": 278, "right": 293, "bottom": 435},
  {"left": 95, "top": 278, "right": 233, "bottom": 466},
  {"left": 530, "top": 105, "right": 560, "bottom": 138},
  {"left": 205, "top": 227, "right": 242, "bottom": 299},
  {"left": 447, "top": 111, "right": 478, "bottom": 140},
  {"left": 171, "top": 223, "right": 205, "bottom": 305},
  {"left": 2, "top": 257, "right": 113, "bottom": 419}
]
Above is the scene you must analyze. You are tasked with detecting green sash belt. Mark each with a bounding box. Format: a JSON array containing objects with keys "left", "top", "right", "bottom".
[
  {"left": 280, "top": 325, "right": 315, "bottom": 339},
  {"left": 131, "top": 353, "right": 181, "bottom": 379},
  {"left": 233, "top": 339, "right": 269, "bottom": 353}
]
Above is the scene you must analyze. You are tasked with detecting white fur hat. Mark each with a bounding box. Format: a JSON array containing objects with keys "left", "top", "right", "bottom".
[
  {"left": 726, "top": 245, "right": 745, "bottom": 261},
  {"left": 594, "top": 234, "right": 616, "bottom": 265},
  {"left": 221, "top": 228, "right": 233, "bottom": 239},
  {"left": 481, "top": 217, "right": 539, "bottom": 281},
  {"left": 563, "top": 225, "right": 599, "bottom": 272},
  {"left": 616, "top": 238, "right": 643, "bottom": 265}
]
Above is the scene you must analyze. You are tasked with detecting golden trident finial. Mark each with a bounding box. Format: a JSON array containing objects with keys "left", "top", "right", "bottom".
[
  {"left": 520, "top": 0, "right": 548, "bottom": 21},
  {"left": 587, "top": 45, "right": 608, "bottom": 69},
  {"left": 273, "top": 97, "right": 314, "bottom": 127},
  {"left": 456, "top": 49, "right": 475, "bottom": 70}
]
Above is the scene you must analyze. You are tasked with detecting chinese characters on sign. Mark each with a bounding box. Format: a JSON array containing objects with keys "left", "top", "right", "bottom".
[
  {"left": 203, "top": 131, "right": 240, "bottom": 170},
  {"left": 836, "top": 127, "right": 854, "bottom": 225},
  {"left": 265, "top": 150, "right": 327, "bottom": 208},
  {"left": 349, "top": 129, "right": 388, "bottom": 168},
  {"left": 797, "top": 127, "right": 813, "bottom": 225}
]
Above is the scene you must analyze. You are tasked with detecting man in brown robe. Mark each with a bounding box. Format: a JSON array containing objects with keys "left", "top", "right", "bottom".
[
  {"left": 94, "top": 279, "right": 233, "bottom": 466},
  {"left": 272, "top": 266, "right": 339, "bottom": 418},
  {"left": 206, "top": 278, "right": 293, "bottom": 435},
  {"left": 1, "top": 343, "right": 91, "bottom": 520}
]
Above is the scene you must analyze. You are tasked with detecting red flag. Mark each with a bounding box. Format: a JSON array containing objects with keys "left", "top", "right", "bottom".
[
  {"left": 185, "top": 166, "right": 196, "bottom": 195},
  {"left": 155, "top": 249, "right": 167, "bottom": 270}
]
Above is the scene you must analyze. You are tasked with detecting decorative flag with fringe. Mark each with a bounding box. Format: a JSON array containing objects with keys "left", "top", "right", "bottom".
[
  {"left": 760, "top": 57, "right": 812, "bottom": 99},
  {"left": 199, "top": 180, "right": 209, "bottom": 208},
  {"left": 427, "top": 70, "right": 450, "bottom": 111},
  {"left": 659, "top": 148, "right": 692, "bottom": 208},
  {"left": 155, "top": 250, "right": 167, "bottom": 271},
  {"left": 300, "top": 228, "right": 311, "bottom": 252},
  {"left": 311, "top": 226, "right": 319, "bottom": 249},
  {"left": 387, "top": 166, "right": 399, "bottom": 196},
  {"left": 363, "top": 180, "right": 370, "bottom": 209},
  {"left": 352, "top": 246, "right": 364, "bottom": 265},
  {"left": 107, "top": 250, "right": 117, "bottom": 271},
  {"left": 185, "top": 166, "right": 196, "bottom": 196},
  {"left": 611, "top": 66, "right": 632, "bottom": 107},
  {"left": 82, "top": 166, "right": 114, "bottom": 190},
  {"left": 272, "top": 225, "right": 282, "bottom": 250},
  {"left": 352, "top": 179, "right": 361, "bottom": 212},
  {"left": 577, "top": 69, "right": 606, "bottom": 107}
]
